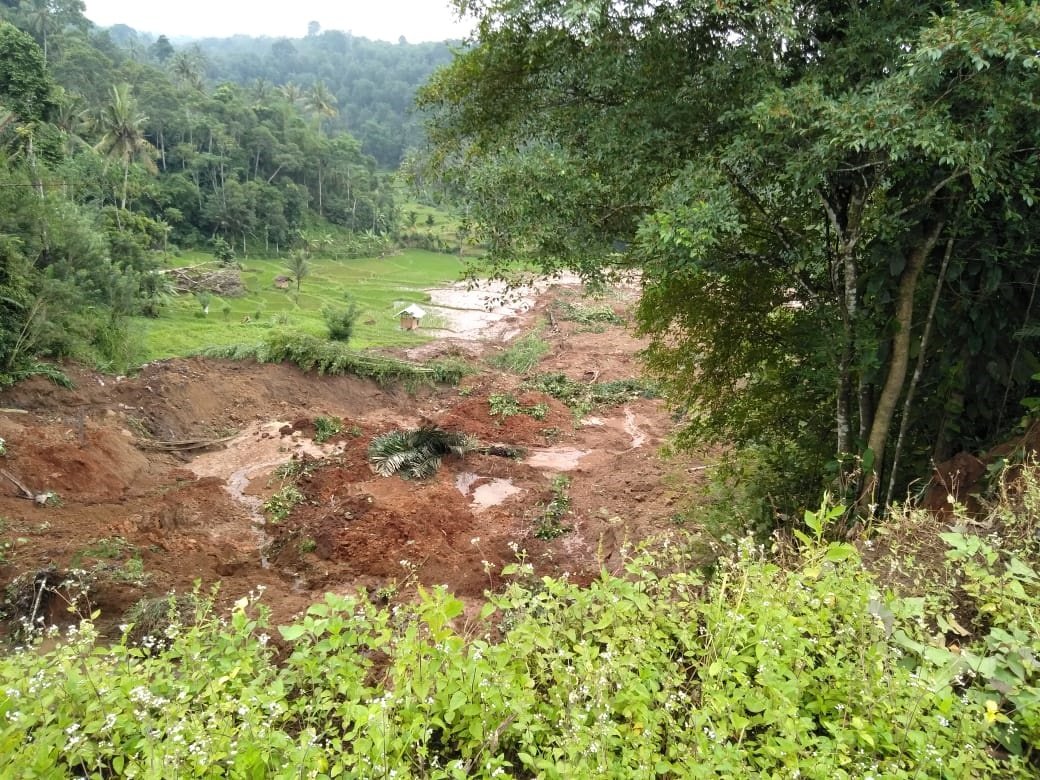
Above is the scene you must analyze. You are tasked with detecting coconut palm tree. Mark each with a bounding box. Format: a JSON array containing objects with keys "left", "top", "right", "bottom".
[
  {"left": 305, "top": 81, "right": 338, "bottom": 131},
  {"left": 94, "top": 83, "right": 157, "bottom": 210},
  {"left": 278, "top": 81, "right": 304, "bottom": 106},
  {"left": 52, "top": 88, "right": 91, "bottom": 156},
  {"left": 285, "top": 249, "right": 310, "bottom": 293},
  {"left": 170, "top": 49, "right": 205, "bottom": 91},
  {"left": 22, "top": 0, "right": 54, "bottom": 63},
  {"left": 367, "top": 426, "right": 475, "bottom": 479}
]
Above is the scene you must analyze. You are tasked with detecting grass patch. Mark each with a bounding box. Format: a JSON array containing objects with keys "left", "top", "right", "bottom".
[
  {"left": 489, "top": 393, "right": 549, "bottom": 420},
  {"left": 313, "top": 416, "right": 343, "bottom": 443},
  {"left": 263, "top": 486, "right": 305, "bottom": 524},
  {"left": 556, "top": 300, "right": 624, "bottom": 327},
  {"left": 487, "top": 329, "right": 550, "bottom": 374},
  {"left": 535, "top": 474, "right": 573, "bottom": 540},
  {"left": 135, "top": 250, "right": 466, "bottom": 361},
  {"left": 525, "top": 372, "right": 659, "bottom": 416},
  {"left": 201, "top": 331, "right": 470, "bottom": 386}
]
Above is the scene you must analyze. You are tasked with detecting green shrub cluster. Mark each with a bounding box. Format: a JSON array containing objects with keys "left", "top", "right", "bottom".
[
  {"left": 321, "top": 301, "right": 361, "bottom": 343},
  {"left": 488, "top": 393, "right": 549, "bottom": 421},
  {"left": 488, "top": 331, "right": 550, "bottom": 374},
  {"left": 535, "top": 474, "right": 572, "bottom": 540},
  {"left": 262, "top": 485, "right": 305, "bottom": 523},
  {"left": 1, "top": 526, "right": 1033, "bottom": 778},
  {"left": 201, "top": 331, "right": 470, "bottom": 386},
  {"left": 525, "top": 372, "right": 658, "bottom": 416},
  {"left": 556, "top": 301, "right": 624, "bottom": 327},
  {"left": 312, "top": 416, "right": 343, "bottom": 444}
]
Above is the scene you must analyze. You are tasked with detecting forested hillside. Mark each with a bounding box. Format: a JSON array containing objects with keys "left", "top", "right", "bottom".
[
  {"left": 0, "top": 1, "right": 445, "bottom": 382},
  {"left": 194, "top": 31, "right": 455, "bottom": 167}
]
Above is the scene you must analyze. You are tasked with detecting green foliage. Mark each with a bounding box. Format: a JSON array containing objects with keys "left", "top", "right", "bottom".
[
  {"left": 556, "top": 300, "right": 623, "bottom": 327},
  {"left": 200, "top": 331, "right": 469, "bottom": 386},
  {"left": 73, "top": 536, "right": 133, "bottom": 563},
  {"left": 487, "top": 329, "right": 549, "bottom": 374},
  {"left": 121, "top": 593, "right": 205, "bottom": 648},
  {"left": 321, "top": 298, "right": 361, "bottom": 343},
  {"left": 285, "top": 250, "right": 309, "bottom": 293},
  {"left": 211, "top": 236, "right": 235, "bottom": 265},
  {"left": 0, "top": 8, "right": 433, "bottom": 380},
  {"left": 525, "top": 372, "right": 658, "bottom": 417},
  {"left": 367, "top": 425, "right": 474, "bottom": 479},
  {"left": 272, "top": 456, "right": 323, "bottom": 482},
  {"left": 535, "top": 474, "right": 571, "bottom": 540},
  {"left": 488, "top": 392, "right": 521, "bottom": 417},
  {"left": 696, "top": 439, "right": 835, "bottom": 544},
  {"left": 0, "top": 536, "right": 1030, "bottom": 777},
  {"left": 263, "top": 485, "right": 305, "bottom": 523},
  {"left": 312, "top": 415, "right": 342, "bottom": 443},
  {"left": 488, "top": 393, "right": 548, "bottom": 421},
  {"left": 0, "top": 167, "right": 156, "bottom": 381},
  {"left": 421, "top": 0, "right": 1040, "bottom": 512},
  {"left": 0, "top": 21, "right": 56, "bottom": 125}
]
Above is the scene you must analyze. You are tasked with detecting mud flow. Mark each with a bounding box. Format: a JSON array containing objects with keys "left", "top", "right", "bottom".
[{"left": 0, "top": 281, "right": 706, "bottom": 635}]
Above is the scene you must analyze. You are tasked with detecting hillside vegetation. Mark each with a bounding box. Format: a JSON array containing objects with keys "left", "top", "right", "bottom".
[
  {"left": 0, "top": 4, "right": 464, "bottom": 384},
  {"left": 2, "top": 478, "right": 1038, "bottom": 777}
]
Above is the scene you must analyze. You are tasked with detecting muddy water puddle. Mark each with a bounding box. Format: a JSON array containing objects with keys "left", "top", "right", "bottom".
[
  {"left": 524, "top": 447, "right": 590, "bottom": 471},
  {"left": 455, "top": 472, "right": 523, "bottom": 511}
]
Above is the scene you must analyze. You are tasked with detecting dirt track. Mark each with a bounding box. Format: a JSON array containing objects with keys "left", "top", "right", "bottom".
[{"left": 0, "top": 282, "right": 705, "bottom": 635}]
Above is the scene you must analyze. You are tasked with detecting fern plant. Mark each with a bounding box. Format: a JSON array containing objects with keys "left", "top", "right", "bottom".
[{"left": 368, "top": 426, "right": 475, "bottom": 479}]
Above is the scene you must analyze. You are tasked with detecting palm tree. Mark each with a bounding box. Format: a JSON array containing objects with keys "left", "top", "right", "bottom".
[
  {"left": 367, "top": 426, "right": 475, "bottom": 479},
  {"left": 305, "top": 81, "right": 338, "bottom": 130},
  {"left": 52, "top": 88, "right": 91, "bottom": 156},
  {"left": 170, "top": 49, "right": 205, "bottom": 91},
  {"left": 22, "top": 0, "right": 54, "bottom": 63},
  {"left": 94, "top": 83, "right": 157, "bottom": 210},
  {"left": 285, "top": 249, "right": 310, "bottom": 293},
  {"left": 278, "top": 81, "right": 304, "bottom": 106},
  {"left": 250, "top": 78, "right": 272, "bottom": 110}
]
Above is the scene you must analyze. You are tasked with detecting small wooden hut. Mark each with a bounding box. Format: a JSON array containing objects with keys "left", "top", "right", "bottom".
[{"left": 397, "top": 304, "right": 427, "bottom": 331}]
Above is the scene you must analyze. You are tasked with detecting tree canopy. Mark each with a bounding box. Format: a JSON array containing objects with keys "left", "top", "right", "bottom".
[
  {"left": 420, "top": 0, "right": 1040, "bottom": 516},
  {"left": 0, "top": 4, "right": 426, "bottom": 383}
]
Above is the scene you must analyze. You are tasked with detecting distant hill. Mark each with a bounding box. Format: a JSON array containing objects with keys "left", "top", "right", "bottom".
[{"left": 108, "top": 26, "right": 458, "bottom": 167}]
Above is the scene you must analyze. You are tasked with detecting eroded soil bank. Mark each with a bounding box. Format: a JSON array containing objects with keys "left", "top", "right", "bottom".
[{"left": 0, "top": 281, "right": 705, "bottom": 635}]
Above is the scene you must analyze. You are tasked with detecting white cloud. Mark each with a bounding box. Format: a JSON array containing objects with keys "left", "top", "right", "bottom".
[{"left": 83, "top": 0, "right": 472, "bottom": 42}]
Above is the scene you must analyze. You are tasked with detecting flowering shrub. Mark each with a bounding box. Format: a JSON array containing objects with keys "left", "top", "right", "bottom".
[{"left": 0, "top": 537, "right": 1033, "bottom": 777}]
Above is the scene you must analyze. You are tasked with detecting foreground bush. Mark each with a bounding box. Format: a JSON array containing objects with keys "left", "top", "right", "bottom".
[{"left": 2, "top": 518, "right": 1034, "bottom": 779}]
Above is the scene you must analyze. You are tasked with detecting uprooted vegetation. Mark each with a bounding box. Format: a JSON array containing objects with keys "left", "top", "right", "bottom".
[
  {"left": 525, "top": 372, "right": 658, "bottom": 416},
  {"left": 202, "top": 331, "right": 471, "bottom": 385},
  {"left": 2, "top": 472, "right": 1038, "bottom": 777}
]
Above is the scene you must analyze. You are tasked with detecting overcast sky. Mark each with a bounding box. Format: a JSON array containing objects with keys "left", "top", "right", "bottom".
[{"left": 83, "top": 1, "right": 472, "bottom": 42}]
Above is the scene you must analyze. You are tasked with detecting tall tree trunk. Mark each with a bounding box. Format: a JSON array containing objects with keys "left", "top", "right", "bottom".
[
  {"left": 884, "top": 234, "right": 955, "bottom": 508},
  {"left": 120, "top": 159, "right": 130, "bottom": 213},
  {"left": 820, "top": 184, "right": 866, "bottom": 471},
  {"left": 317, "top": 166, "right": 324, "bottom": 217},
  {"left": 862, "top": 219, "right": 945, "bottom": 508}
]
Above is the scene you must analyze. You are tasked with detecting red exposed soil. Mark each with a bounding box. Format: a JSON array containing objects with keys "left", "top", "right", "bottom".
[{"left": 0, "top": 285, "right": 705, "bottom": 637}]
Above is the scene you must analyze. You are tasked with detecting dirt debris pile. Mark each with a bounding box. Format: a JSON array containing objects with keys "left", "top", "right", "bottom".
[{"left": 0, "top": 285, "right": 703, "bottom": 637}]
